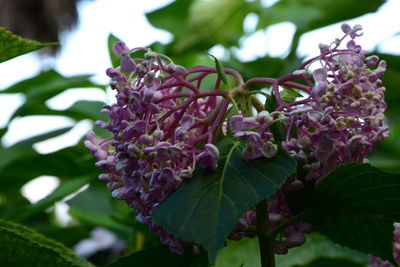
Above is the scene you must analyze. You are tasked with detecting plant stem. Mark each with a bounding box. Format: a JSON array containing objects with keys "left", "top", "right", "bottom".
[
  {"left": 256, "top": 199, "right": 275, "bottom": 267},
  {"left": 270, "top": 212, "right": 306, "bottom": 239}
]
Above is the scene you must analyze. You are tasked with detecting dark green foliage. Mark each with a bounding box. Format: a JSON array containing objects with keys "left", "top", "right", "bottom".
[
  {"left": 0, "top": 219, "right": 94, "bottom": 267},
  {"left": 152, "top": 139, "right": 296, "bottom": 262},
  {"left": 0, "top": 27, "right": 57, "bottom": 63},
  {"left": 1, "top": 0, "right": 398, "bottom": 266},
  {"left": 105, "top": 245, "right": 208, "bottom": 267},
  {"left": 259, "top": 0, "right": 385, "bottom": 33},
  {"left": 303, "top": 164, "right": 400, "bottom": 265},
  {"left": 215, "top": 233, "right": 369, "bottom": 267},
  {"left": 6, "top": 175, "right": 94, "bottom": 222},
  {"left": 293, "top": 257, "right": 365, "bottom": 267}
]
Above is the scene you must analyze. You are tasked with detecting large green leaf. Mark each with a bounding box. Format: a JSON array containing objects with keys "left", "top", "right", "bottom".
[
  {"left": 34, "top": 225, "right": 91, "bottom": 248},
  {"left": 0, "top": 144, "right": 97, "bottom": 192},
  {"left": 105, "top": 244, "right": 208, "bottom": 267},
  {"left": 215, "top": 237, "right": 260, "bottom": 267},
  {"left": 275, "top": 233, "right": 369, "bottom": 267},
  {"left": 9, "top": 100, "right": 107, "bottom": 121},
  {"left": 215, "top": 233, "right": 369, "bottom": 267},
  {"left": 67, "top": 183, "right": 116, "bottom": 216},
  {"left": 6, "top": 175, "right": 94, "bottom": 222},
  {"left": 0, "top": 27, "right": 57, "bottom": 63},
  {"left": 0, "top": 127, "right": 73, "bottom": 170},
  {"left": 152, "top": 139, "right": 296, "bottom": 262},
  {"left": 147, "top": 0, "right": 259, "bottom": 53},
  {"left": 67, "top": 183, "right": 133, "bottom": 237},
  {"left": 293, "top": 257, "right": 365, "bottom": 267},
  {"left": 0, "top": 219, "right": 94, "bottom": 267},
  {"left": 1, "top": 70, "right": 105, "bottom": 99},
  {"left": 146, "top": 0, "right": 195, "bottom": 40},
  {"left": 68, "top": 207, "right": 132, "bottom": 237},
  {"left": 259, "top": 0, "right": 385, "bottom": 33},
  {"left": 303, "top": 163, "right": 400, "bottom": 265},
  {"left": 67, "top": 182, "right": 163, "bottom": 249}
]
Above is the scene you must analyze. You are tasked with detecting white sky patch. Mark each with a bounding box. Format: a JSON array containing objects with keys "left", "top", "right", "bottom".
[
  {"left": 297, "top": 0, "right": 400, "bottom": 57},
  {"left": 56, "top": 0, "right": 173, "bottom": 84},
  {"left": 21, "top": 176, "right": 60, "bottom": 203},
  {"left": 208, "top": 44, "right": 228, "bottom": 60},
  {"left": 46, "top": 88, "right": 107, "bottom": 110},
  {"left": 265, "top": 22, "right": 296, "bottom": 57},
  {"left": 235, "top": 29, "right": 269, "bottom": 61},
  {"left": 2, "top": 116, "right": 75, "bottom": 147},
  {"left": 235, "top": 21, "right": 296, "bottom": 61},
  {"left": 243, "top": 13, "right": 259, "bottom": 34},
  {"left": 261, "top": 0, "right": 280, "bottom": 8},
  {"left": 0, "top": 54, "right": 40, "bottom": 89},
  {"left": 0, "top": 93, "right": 25, "bottom": 128},
  {"left": 33, "top": 120, "right": 93, "bottom": 154}
]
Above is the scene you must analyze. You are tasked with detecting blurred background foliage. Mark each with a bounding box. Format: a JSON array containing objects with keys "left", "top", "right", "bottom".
[{"left": 0, "top": 0, "right": 399, "bottom": 266}]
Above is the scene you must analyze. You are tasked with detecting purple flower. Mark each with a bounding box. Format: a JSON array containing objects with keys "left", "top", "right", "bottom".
[
  {"left": 113, "top": 41, "right": 129, "bottom": 56},
  {"left": 197, "top": 144, "right": 220, "bottom": 170}
]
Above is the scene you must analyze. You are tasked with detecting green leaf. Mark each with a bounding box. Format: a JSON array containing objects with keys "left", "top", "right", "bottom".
[
  {"left": 0, "top": 127, "right": 73, "bottom": 170},
  {"left": 303, "top": 163, "right": 400, "bottom": 265},
  {"left": 208, "top": 53, "right": 228, "bottom": 90},
  {"left": 105, "top": 245, "right": 208, "bottom": 267},
  {"left": 0, "top": 219, "right": 94, "bottom": 267},
  {"left": 9, "top": 100, "right": 107, "bottom": 121},
  {"left": 67, "top": 183, "right": 115, "bottom": 215},
  {"left": 67, "top": 183, "right": 135, "bottom": 237},
  {"left": 280, "top": 87, "right": 302, "bottom": 103},
  {"left": 108, "top": 33, "right": 121, "bottom": 68},
  {"left": 146, "top": 0, "right": 195, "bottom": 40},
  {"left": 0, "top": 144, "right": 97, "bottom": 193},
  {"left": 215, "top": 237, "right": 260, "bottom": 267},
  {"left": 264, "top": 93, "right": 285, "bottom": 143},
  {"left": 147, "top": 0, "right": 259, "bottom": 53},
  {"left": 152, "top": 139, "right": 296, "bottom": 262},
  {"left": 34, "top": 225, "right": 90, "bottom": 247},
  {"left": 68, "top": 207, "right": 132, "bottom": 237},
  {"left": 259, "top": 0, "right": 384, "bottom": 33},
  {"left": 275, "top": 233, "right": 369, "bottom": 267},
  {"left": 6, "top": 175, "right": 94, "bottom": 222},
  {"left": 215, "top": 233, "right": 368, "bottom": 267},
  {"left": 293, "top": 257, "right": 365, "bottom": 267},
  {"left": 11, "top": 127, "right": 73, "bottom": 148},
  {"left": 174, "top": 0, "right": 256, "bottom": 52},
  {"left": 1, "top": 69, "right": 105, "bottom": 103},
  {"left": 0, "top": 27, "right": 57, "bottom": 63}
]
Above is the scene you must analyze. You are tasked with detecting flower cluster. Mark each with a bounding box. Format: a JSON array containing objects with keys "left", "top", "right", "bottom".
[
  {"left": 85, "top": 42, "right": 243, "bottom": 253},
  {"left": 224, "top": 23, "right": 388, "bottom": 253},
  {"left": 86, "top": 23, "right": 388, "bottom": 256},
  {"left": 233, "top": 23, "right": 388, "bottom": 182},
  {"left": 285, "top": 23, "right": 388, "bottom": 182}
]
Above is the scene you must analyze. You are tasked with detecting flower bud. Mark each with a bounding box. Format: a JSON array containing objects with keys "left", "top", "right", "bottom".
[
  {"left": 113, "top": 41, "right": 128, "bottom": 56},
  {"left": 144, "top": 50, "right": 158, "bottom": 59},
  {"left": 318, "top": 43, "right": 329, "bottom": 53},
  {"left": 120, "top": 56, "right": 136, "bottom": 73},
  {"left": 263, "top": 142, "right": 277, "bottom": 158},
  {"left": 341, "top": 23, "right": 352, "bottom": 34}
]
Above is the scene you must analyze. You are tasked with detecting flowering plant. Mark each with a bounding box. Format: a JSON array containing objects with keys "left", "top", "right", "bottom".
[{"left": 86, "top": 24, "right": 399, "bottom": 267}]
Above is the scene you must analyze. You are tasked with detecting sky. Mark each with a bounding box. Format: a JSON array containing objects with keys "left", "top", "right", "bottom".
[{"left": 1, "top": 0, "right": 400, "bottom": 202}]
